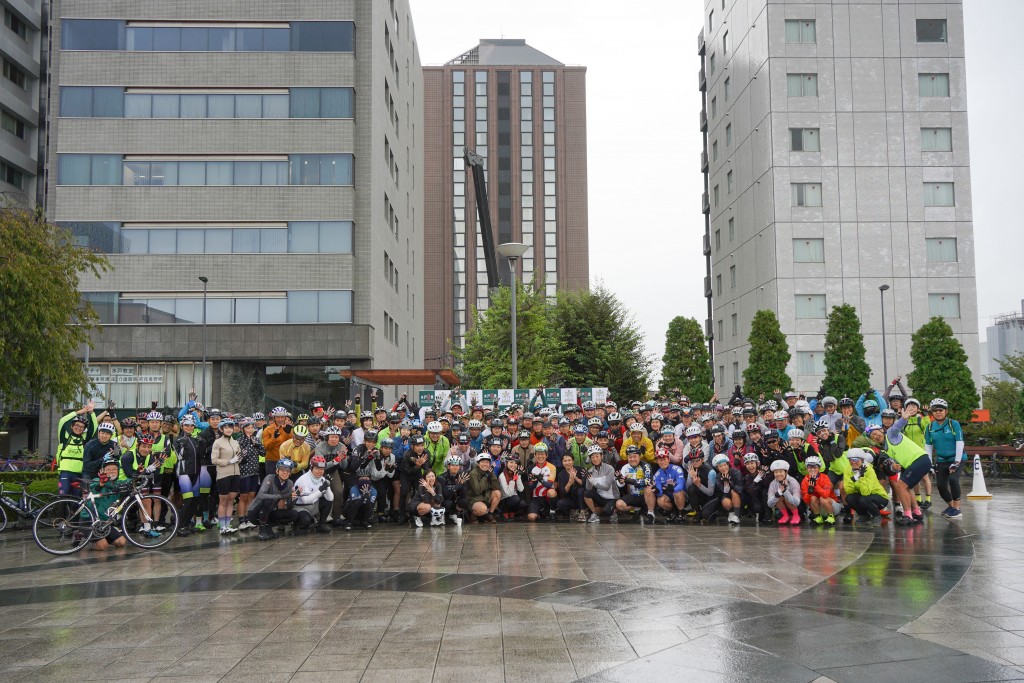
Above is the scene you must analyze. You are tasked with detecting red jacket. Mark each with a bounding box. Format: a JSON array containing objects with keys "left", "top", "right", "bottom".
[{"left": 801, "top": 473, "right": 835, "bottom": 503}]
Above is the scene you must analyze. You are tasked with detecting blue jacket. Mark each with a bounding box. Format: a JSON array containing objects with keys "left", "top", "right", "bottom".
[
  {"left": 653, "top": 464, "right": 686, "bottom": 496},
  {"left": 178, "top": 401, "right": 210, "bottom": 431},
  {"left": 855, "top": 391, "right": 887, "bottom": 428}
]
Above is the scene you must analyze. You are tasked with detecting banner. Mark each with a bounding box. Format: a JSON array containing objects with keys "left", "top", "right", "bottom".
[
  {"left": 514, "top": 389, "right": 530, "bottom": 405},
  {"left": 560, "top": 388, "right": 578, "bottom": 405},
  {"left": 578, "top": 388, "right": 593, "bottom": 403},
  {"left": 465, "top": 389, "right": 484, "bottom": 407},
  {"left": 593, "top": 387, "right": 609, "bottom": 404},
  {"left": 483, "top": 390, "right": 498, "bottom": 406},
  {"left": 543, "top": 388, "right": 561, "bottom": 405},
  {"left": 418, "top": 390, "right": 436, "bottom": 407},
  {"left": 498, "top": 389, "right": 515, "bottom": 406}
]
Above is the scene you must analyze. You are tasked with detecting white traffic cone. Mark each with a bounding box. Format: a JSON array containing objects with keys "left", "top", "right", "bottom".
[{"left": 967, "top": 454, "right": 993, "bottom": 500}]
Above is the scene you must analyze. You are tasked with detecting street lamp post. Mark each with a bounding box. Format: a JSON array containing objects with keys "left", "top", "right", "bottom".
[
  {"left": 879, "top": 284, "right": 890, "bottom": 385},
  {"left": 496, "top": 242, "right": 529, "bottom": 390},
  {"left": 199, "top": 276, "right": 208, "bottom": 399}
]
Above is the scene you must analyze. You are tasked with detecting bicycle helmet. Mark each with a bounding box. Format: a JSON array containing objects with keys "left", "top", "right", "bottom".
[
  {"left": 764, "top": 429, "right": 780, "bottom": 440},
  {"left": 310, "top": 456, "right": 327, "bottom": 468},
  {"left": 930, "top": 398, "right": 948, "bottom": 410},
  {"left": 770, "top": 460, "right": 790, "bottom": 472},
  {"left": 146, "top": 411, "right": 162, "bottom": 421},
  {"left": 711, "top": 454, "right": 729, "bottom": 467},
  {"left": 381, "top": 438, "right": 395, "bottom": 449},
  {"left": 607, "top": 412, "right": 622, "bottom": 423},
  {"left": 365, "top": 429, "right": 379, "bottom": 441},
  {"left": 588, "top": 417, "right": 603, "bottom": 427},
  {"left": 889, "top": 392, "right": 904, "bottom": 402},
  {"left": 427, "top": 421, "right": 444, "bottom": 434},
  {"left": 863, "top": 424, "right": 884, "bottom": 437},
  {"left": 467, "top": 419, "right": 483, "bottom": 430},
  {"left": 905, "top": 398, "right": 921, "bottom": 409},
  {"left": 161, "top": 414, "right": 176, "bottom": 424},
  {"left": 573, "top": 424, "right": 587, "bottom": 434},
  {"left": 651, "top": 413, "right": 664, "bottom": 422},
  {"left": 270, "top": 406, "right": 288, "bottom": 417},
  {"left": 684, "top": 425, "right": 702, "bottom": 438},
  {"left": 743, "top": 453, "right": 760, "bottom": 464},
  {"left": 309, "top": 401, "right": 324, "bottom": 411},
  {"left": 138, "top": 433, "right": 156, "bottom": 446},
  {"left": 534, "top": 442, "right": 549, "bottom": 453},
  {"left": 838, "top": 397, "right": 854, "bottom": 407},
  {"left": 276, "top": 458, "right": 295, "bottom": 470},
  {"left": 219, "top": 418, "right": 236, "bottom": 429},
  {"left": 881, "top": 409, "right": 897, "bottom": 419},
  {"left": 660, "top": 426, "right": 675, "bottom": 435},
  {"left": 746, "top": 423, "right": 761, "bottom": 433},
  {"left": 731, "top": 407, "right": 742, "bottom": 416},
  {"left": 410, "top": 436, "right": 425, "bottom": 446},
  {"left": 805, "top": 455, "right": 822, "bottom": 468},
  {"left": 98, "top": 422, "right": 116, "bottom": 433},
  {"left": 321, "top": 426, "right": 339, "bottom": 436},
  {"left": 251, "top": 412, "right": 266, "bottom": 421},
  {"left": 101, "top": 453, "right": 120, "bottom": 468},
  {"left": 625, "top": 445, "right": 641, "bottom": 455},
  {"left": 846, "top": 448, "right": 867, "bottom": 463},
  {"left": 293, "top": 425, "right": 309, "bottom": 437},
  {"left": 773, "top": 410, "right": 789, "bottom": 421},
  {"left": 180, "top": 415, "right": 195, "bottom": 428},
  {"left": 239, "top": 417, "right": 255, "bottom": 428},
  {"left": 359, "top": 410, "right": 373, "bottom": 420},
  {"left": 629, "top": 423, "right": 645, "bottom": 433},
  {"left": 587, "top": 444, "right": 603, "bottom": 457},
  {"left": 814, "top": 419, "right": 831, "bottom": 433},
  {"left": 597, "top": 430, "right": 609, "bottom": 439},
  {"left": 490, "top": 419, "right": 503, "bottom": 428},
  {"left": 296, "top": 413, "right": 310, "bottom": 422},
  {"left": 821, "top": 396, "right": 838, "bottom": 407},
  {"left": 121, "top": 417, "right": 137, "bottom": 428},
  {"left": 444, "top": 454, "right": 463, "bottom": 467},
  {"left": 732, "top": 430, "right": 746, "bottom": 440},
  {"left": 582, "top": 401, "right": 596, "bottom": 410},
  {"left": 788, "top": 429, "right": 805, "bottom": 440},
  {"left": 710, "top": 425, "right": 725, "bottom": 436},
  {"left": 475, "top": 453, "right": 492, "bottom": 462}
]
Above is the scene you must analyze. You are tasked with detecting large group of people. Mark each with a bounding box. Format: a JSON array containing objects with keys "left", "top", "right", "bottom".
[{"left": 50, "top": 378, "right": 967, "bottom": 549}]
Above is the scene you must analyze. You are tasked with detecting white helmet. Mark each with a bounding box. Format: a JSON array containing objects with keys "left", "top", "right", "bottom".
[
  {"left": 821, "top": 396, "right": 838, "bottom": 407},
  {"left": 711, "top": 454, "right": 729, "bottom": 467},
  {"left": 444, "top": 454, "right": 463, "bottom": 467},
  {"left": 773, "top": 410, "right": 789, "bottom": 421},
  {"left": 270, "top": 406, "right": 288, "bottom": 417},
  {"left": 475, "top": 452, "right": 492, "bottom": 463},
  {"left": 98, "top": 422, "right": 116, "bottom": 433},
  {"left": 770, "top": 460, "right": 790, "bottom": 472},
  {"left": 467, "top": 419, "right": 483, "bottom": 429},
  {"left": 685, "top": 425, "right": 702, "bottom": 438},
  {"left": 427, "top": 421, "right": 444, "bottom": 434},
  {"left": 629, "top": 423, "right": 644, "bottom": 432},
  {"left": 586, "top": 444, "right": 603, "bottom": 456},
  {"left": 805, "top": 455, "right": 822, "bottom": 468},
  {"left": 788, "top": 429, "right": 805, "bottom": 440},
  {"left": 930, "top": 398, "right": 948, "bottom": 410}
]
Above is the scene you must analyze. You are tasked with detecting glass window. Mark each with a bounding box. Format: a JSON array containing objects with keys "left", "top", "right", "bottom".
[
  {"left": 929, "top": 294, "right": 960, "bottom": 318},
  {"left": 152, "top": 94, "right": 179, "bottom": 118},
  {"left": 924, "top": 182, "right": 954, "bottom": 206},
  {"left": 320, "top": 88, "right": 353, "bottom": 118},
  {"left": 234, "top": 298, "right": 260, "bottom": 324},
  {"left": 292, "top": 155, "right": 319, "bottom": 185},
  {"left": 290, "top": 22, "right": 355, "bottom": 52},
  {"left": 235, "top": 94, "right": 262, "bottom": 118},
  {"left": 180, "top": 94, "right": 207, "bottom": 118},
  {"left": 263, "top": 28, "right": 289, "bottom": 52},
  {"left": 175, "top": 298, "right": 202, "bottom": 323},
  {"left": 57, "top": 155, "right": 93, "bottom": 184},
  {"left": 232, "top": 228, "right": 261, "bottom": 253},
  {"left": 149, "top": 161, "right": 176, "bottom": 186},
  {"left": 319, "top": 155, "right": 351, "bottom": 185},
  {"left": 232, "top": 161, "right": 261, "bottom": 185},
  {"left": 792, "top": 183, "right": 822, "bottom": 207},
  {"left": 785, "top": 19, "right": 816, "bottom": 44},
  {"left": 289, "top": 222, "right": 319, "bottom": 252},
  {"left": 60, "top": 87, "right": 94, "bottom": 116},
  {"left": 208, "top": 94, "right": 234, "bottom": 118},
  {"left": 121, "top": 229, "right": 148, "bottom": 254},
  {"left": 209, "top": 27, "right": 234, "bottom": 52},
  {"left": 152, "top": 27, "right": 181, "bottom": 51},
  {"left": 919, "top": 73, "right": 950, "bottom": 97},
  {"left": 124, "top": 94, "right": 152, "bottom": 118},
  {"left": 125, "top": 26, "right": 152, "bottom": 51},
  {"left": 206, "top": 162, "right": 232, "bottom": 185},
  {"left": 917, "top": 19, "right": 947, "bottom": 43},
  {"left": 148, "top": 229, "right": 176, "bottom": 253},
  {"left": 795, "top": 294, "right": 827, "bottom": 319},
  {"left": 180, "top": 27, "right": 208, "bottom": 51},
  {"left": 287, "top": 291, "right": 318, "bottom": 322},
  {"left": 147, "top": 299, "right": 176, "bottom": 323},
  {"left": 263, "top": 94, "right": 289, "bottom": 118},
  {"left": 787, "top": 73, "right": 818, "bottom": 97},
  {"left": 793, "top": 238, "right": 825, "bottom": 262},
  {"left": 319, "top": 291, "right": 349, "bottom": 322},
  {"left": 205, "top": 229, "right": 232, "bottom": 253},
  {"left": 797, "top": 351, "right": 825, "bottom": 376},
  {"left": 178, "top": 161, "right": 205, "bottom": 185},
  {"left": 62, "top": 19, "right": 123, "bottom": 50},
  {"left": 177, "top": 230, "right": 203, "bottom": 253},
  {"left": 261, "top": 161, "right": 288, "bottom": 185},
  {"left": 320, "top": 221, "right": 352, "bottom": 252},
  {"left": 921, "top": 127, "right": 952, "bottom": 152},
  {"left": 260, "top": 298, "right": 286, "bottom": 323},
  {"left": 290, "top": 88, "right": 320, "bottom": 117},
  {"left": 262, "top": 228, "right": 287, "bottom": 252},
  {"left": 790, "top": 128, "right": 820, "bottom": 151},
  {"left": 206, "top": 298, "right": 233, "bottom": 324},
  {"left": 235, "top": 28, "right": 263, "bottom": 51},
  {"left": 925, "top": 237, "right": 957, "bottom": 262}
]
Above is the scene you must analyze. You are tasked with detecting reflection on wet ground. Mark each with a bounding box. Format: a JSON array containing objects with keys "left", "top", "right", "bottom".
[{"left": 2, "top": 482, "right": 1024, "bottom": 682}]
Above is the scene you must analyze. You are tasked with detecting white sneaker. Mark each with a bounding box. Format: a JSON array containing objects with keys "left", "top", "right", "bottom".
[
  {"left": 587, "top": 513, "right": 600, "bottom": 523},
  {"left": 453, "top": 516, "right": 462, "bottom": 527},
  {"left": 154, "top": 524, "right": 167, "bottom": 532},
  {"left": 220, "top": 527, "right": 231, "bottom": 535},
  {"left": 728, "top": 512, "right": 740, "bottom": 525},
  {"left": 225, "top": 526, "right": 238, "bottom": 534},
  {"left": 414, "top": 516, "right": 423, "bottom": 528}
]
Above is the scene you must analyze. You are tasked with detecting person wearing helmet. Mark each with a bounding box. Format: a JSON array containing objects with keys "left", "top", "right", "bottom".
[
  {"left": 652, "top": 449, "right": 687, "bottom": 523},
  {"left": 376, "top": 412, "right": 403, "bottom": 448},
  {"left": 896, "top": 397, "right": 933, "bottom": 510},
  {"left": 87, "top": 455, "right": 130, "bottom": 550},
  {"left": 740, "top": 453, "right": 772, "bottom": 524},
  {"left": 424, "top": 421, "right": 451, "bottom": 477},
  {"left": 709, "top": 424, "right": 731, "bottom": 461},
  {"left": 869, "top": 406, "right": 931, "bottom": 525},
  {"left": 292, "top": 455, "right": 334, "bottom": 533},
  {"left": 817, "top": 396, "right": 842, "bottom": 432},
  {"left": 82, "top": 421, "right": 121, "bottom": 490},
  {"left": 583, "top": 446, "right": 619, "bottom": 523},
  {"left": 210, "top": 418, "right": 243, "bottom": 533},
  {"left": 437, "top": 454, "right": 468, "bottom": 526},
  {"left": 55, "top": 401, "right": 104, "bottom": 496},
  {"left": 620, "top": 423, "right": 654, "bottom": 465},
  {"left": 681, "top": 447, "right": 715, "bottom": 523},
  {"left": 447, "top": 433, "right": 478, "bottom": 475},
  {"left": 615, "top": 446, "right": 654, "bottom": 523},
  {"left": 234, "top": 418, "right": 264, "bottom": 530},
  {"left": 657, "top": 426, "right": 684, "bottom": 466},
  {"left": 681, "top": 425, "right": 710, "bottom": 467},
  {"left": 498, "top": 455, "right": 528, "bottom": 520},
  {"left": 725, "top": 429, "right": 750, "bottom": 469},
  {"left": 313, "top": 427, "right": 350, "bottom": 526},
  {"left": 280, "top": 424, "right": 312, "bottom": 478},
  {"left": 246, "top": 459, "right": 300, "bottom": 540},
  {"left": 786, "top": 429, "right": 815, "bottom": 478},
  {"left": 119, "top": 433, "right": 167, "bottom": 537},
  {"left": 510, "top": 428, "right": 536, "bottom": 471},
  {"left": 800, "top": 456, "right": 837, "bottom": 525},
  {"left": 767, "top": 460, "right": 802, "bottom": 524},
  {"left": 554, "top": 452, "right": 588, "bottom": 522},
  {"left": 855, "top": 389, "right": 888, "bottom": 428},
  {"left": 705, "top": 453, "right": 743, "bottom": 524},
  {"left": 843, "top": 449, "right": 889, "bottom": 523},
  {"left": 565, "top": 424, "right": 594, "bottom": 469},
  {"left": 813, "top": 421, "right": 850, "bottom": 491},
  {"left": 464, "top": 451, "right": 501, "bottom": 523},
  {"left": 173, "top": 415, "right": 207, "bottom": 535},
  {"left": 922, "top": 398, "right": 965, "bottom": 519},
  {"left": 261, "top": 407, "right": 293, "bottom": 477},
  {"left": 526, "top": 443, "right": 558, "bottom": 522},
  {"left": 394, "top": 436, "right": 429, "bottom": 525},
  {"left": 884, "top": 375, "right": 910, "bottom": 412}
]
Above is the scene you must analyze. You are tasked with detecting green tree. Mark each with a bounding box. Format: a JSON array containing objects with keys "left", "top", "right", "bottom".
[
  {"left": 658, "top": 316, "right": 712, "bottom": 401},
  {"left": 0, "top": 205, "right": 108, "bottom": 411},
  {"left": 743, "top": 310, "right": 792, "bottom": 398},
  {"left": 822, "top": 304, "right": 871, "bottom": 400},
  {"left": 554, "top": 285, "right": 652, "bottom": 401},
  {"left": 456, "top": 281, "right": 564, "bottom": 389},
  {"left": 994, "top": 353, "right": 1024, "bottom": 422},
  {"left": 906, "top": 316, "right": 980, "bottom": 422},
  {"left": 981, "top": 377, "right": 1022, "bottom": 426}
]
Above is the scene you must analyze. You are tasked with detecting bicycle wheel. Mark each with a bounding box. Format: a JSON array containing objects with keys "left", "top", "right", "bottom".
[
  {"left": 0, "top": 504, "right": 7, "bottom": 532},
  {"left": 121, "top": 494, "right": 179, "bottom": 549},
  {"left": 1007, "top": 460, "right": 1024, "bottom": 480},
  {"left": 26, "top": 493, "right": 58, "bottom": 516},
  {"left": 33, "top": 498, "right": 95, "bottom": 555}
]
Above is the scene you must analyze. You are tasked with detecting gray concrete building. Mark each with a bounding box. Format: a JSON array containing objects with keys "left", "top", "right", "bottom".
[
  {"left": 40, "top": 0, "right": 423, "bottom": 449},
  {"left": 1, "top": 0, "right": 44, "bottom": 205},
  {"left": 984, "top": 303, "right": 1024, "bottom": 382},
  {"left": 422, "top": 39, "right": 589, "bottom": 363},
  {"left": 699, "top": 0, "right": 980, "bottom": 395}
]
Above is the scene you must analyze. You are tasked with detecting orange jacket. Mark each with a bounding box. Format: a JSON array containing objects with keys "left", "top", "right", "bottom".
[
  {"left": 262, "top": 424, "right": 291, "bottom": 463},
  {"left": 801, "top": 473, "right": 835, "bottom": 503}
]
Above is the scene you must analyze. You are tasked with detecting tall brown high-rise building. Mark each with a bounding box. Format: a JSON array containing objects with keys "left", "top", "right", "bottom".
[{"left": 423, "top": 39, "right": 588, "bottom": 365}]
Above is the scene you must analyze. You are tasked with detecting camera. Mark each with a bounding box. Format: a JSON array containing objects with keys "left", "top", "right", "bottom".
[{"left": 662, "top": 482, "right": 675, "bottom": 495}]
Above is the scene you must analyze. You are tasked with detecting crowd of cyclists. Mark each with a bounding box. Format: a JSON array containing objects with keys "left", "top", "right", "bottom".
[{"left": 50, "top": 378, "right": 968, "bottom": 548}]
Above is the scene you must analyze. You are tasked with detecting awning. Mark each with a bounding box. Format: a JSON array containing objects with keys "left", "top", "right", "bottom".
[{"left": 340, "top": 369, "right": 460, "bottom": 387}]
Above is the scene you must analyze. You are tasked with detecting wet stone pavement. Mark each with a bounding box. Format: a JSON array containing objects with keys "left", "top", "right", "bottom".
[{"left": 2, "top": 483, "right": 1024, "bottom": 682}]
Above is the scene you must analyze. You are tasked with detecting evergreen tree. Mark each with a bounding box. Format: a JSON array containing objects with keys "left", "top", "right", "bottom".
[
  {"left": 742, "top": 310, "right": 792, "bottom": 398},
  {"left": 554, "top": 285, "right": 652, "bottom": 401},
  {"left": 822, "top": 304, "right": 871, "bottom": 400},
  {"left": 658, "top": 316, "right": 713, "bottom": 401},
  {"left": 456, "top": 282, "right": 564, "bottom": 389},
  {"left": 906, "top": 316, "right": 980, "bottom": 423},
  {"left": 981, "top": 377, "right": 1022, "bottom": 426},
  {"left": 0, "top": 205, "right": 109, "bottom": 410}
]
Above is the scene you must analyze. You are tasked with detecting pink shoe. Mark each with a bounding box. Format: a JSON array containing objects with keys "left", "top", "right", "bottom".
[
  {"left": 777, "top": 508, "right": 791, "bottom": 524},
  {"left": 789, "top": 511, "right": 802, "bottom": 525}
]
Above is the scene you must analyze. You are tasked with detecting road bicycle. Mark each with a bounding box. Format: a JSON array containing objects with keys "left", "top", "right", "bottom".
[
  {"left": 32, "top": 474, "right": 180, "bottom": 555},
  {"left": 0, "top": 458, "right": 51, "bottom": 473},
  {"left": 0, "top": 480, "right": 59, "bottom": 532}
]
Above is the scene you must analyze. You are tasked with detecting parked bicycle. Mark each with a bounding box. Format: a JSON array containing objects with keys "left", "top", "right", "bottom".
[
  {"left": 0, "top": 480, "right": 59, "bottom": 532},
  {"left": 32, "top": 474, "right": 180, "bottom": 555},
  {"left": 0, "top": 458, "right": 50, "bottom": 473}
]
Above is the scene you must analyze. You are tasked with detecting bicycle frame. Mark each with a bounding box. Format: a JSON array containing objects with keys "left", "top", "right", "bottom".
[{"left": 0, "top": 484, "right": 39, "bottom": 519}]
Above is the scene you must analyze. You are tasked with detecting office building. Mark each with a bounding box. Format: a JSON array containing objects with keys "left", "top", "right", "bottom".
[
  {"left": 1, "top": 0, "right": 44, "bottom": 205},
  {"left": 40, "top": 0, "right": 424, "bottom": 450},
  {"left": 985, "top": 304, "right": 1024, "bottom": 381},
  {"left": 699, "top": 0, "right": 980, "bottom": 393},
  {"left": 423, "top": 39, "right": 588, "bottom": 363}
]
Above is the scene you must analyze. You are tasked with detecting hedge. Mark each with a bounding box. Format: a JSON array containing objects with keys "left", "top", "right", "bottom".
[{"left": 0, "top": 471, "right": 59, "bottom": 496}]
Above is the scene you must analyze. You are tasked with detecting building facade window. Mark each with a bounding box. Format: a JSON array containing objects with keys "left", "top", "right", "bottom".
[
  {"left": 2, "top": 58, "right": 27, "bottom": 89},
  {"left": 729, "top": 265, "right": 736, "bottom": 288},
  {"left": 724, "top": 77, "right": 731, "bottom": 101},
  {"left": 921, "top": 127, "right": 952, "bottom": 152},
  {"left": 917, "top": 19, "right": 947, "bottom": 43},
  {"left": 725, "top": 123, "right": 732, "bottom": 146},
  {"left": 797, "top": 351, "right": 825, "bottom": 375},
  {"left": 928, "top": 293, "right": 961, "bottom": 318},
  {"left": 1, "top": 161, "right": 24, "bottom": 189},
  {"left": 785, "top": 20, "right": 816, "bottom": 44},
  {"left": 795, "top": 294, "right": 827, "bottom": 319},
  {"left": 56, "top": 154, "right": 354, "bottom": 186},
  {"left": 790, "top": 128, "right": 820, "bottom": 151},
  {"left": 793, "top": 238, "right": 825, "bottom": 262},
  {"left": 924, "top": 182, "right": 955, "bottom": 206},
  {"left": 60, "top": 87, "right": 353, "bottom": 119},
  {"left": 925, "top": 237, "right": 958, "bottom": 262},
  {"left": 919, "top": 73, "right": 950, "bottom": 97},
  {"left": 728, "top": 217, "right": 735, "bottom": 241},
  {"left": 86, "top": 290, "right": 353, "bottom": 325},
  {"left": 787, "top": 73, "right": 818, "bottom": 97},
  {"left": 1, "top": 110, "right": 25, "bottom": 138},
  {"left": 731, "top": 313, "right": 737, "bottom": 336},
  {"left": 792, "top": 183, "right": 822, "bottom": 207},
  {"left": 727, "top": 170, "right": 733, "bottom": 193},
  {"left": 4, "top": 9, "right": 28, "bottom": 40}
]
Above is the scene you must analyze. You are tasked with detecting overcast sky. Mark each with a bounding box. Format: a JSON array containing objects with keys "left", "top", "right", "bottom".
[{"left": 409, "top": 0, "right": 1016, "bottom": 378}]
